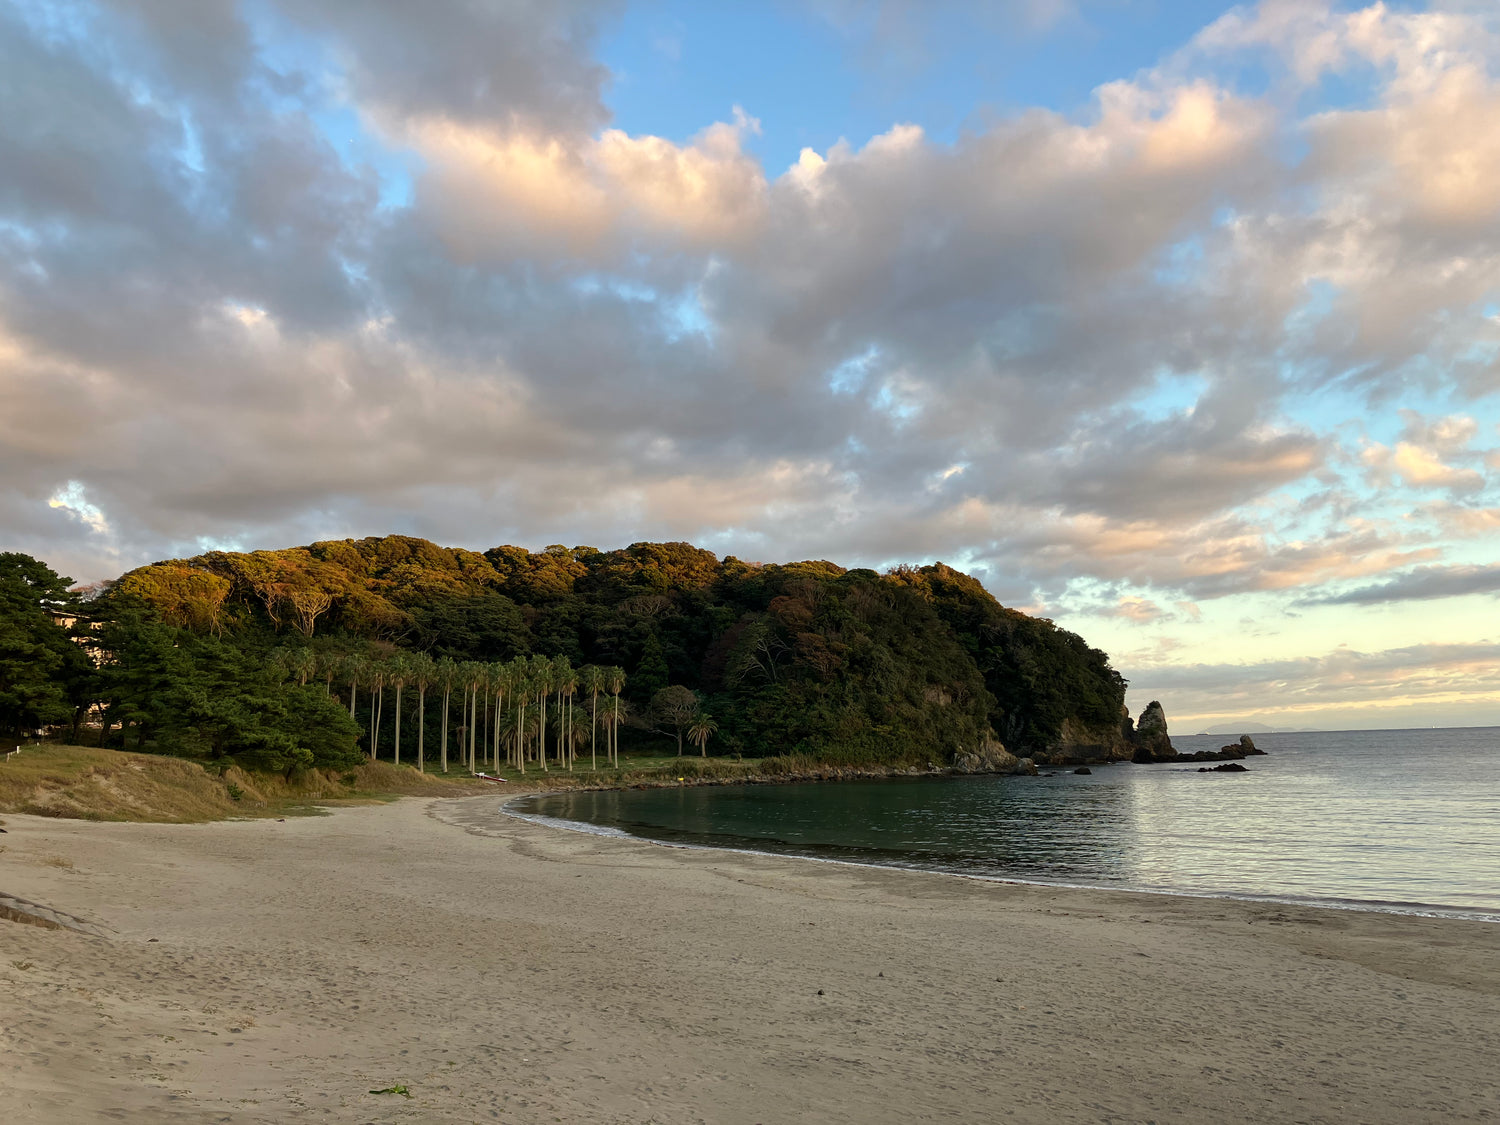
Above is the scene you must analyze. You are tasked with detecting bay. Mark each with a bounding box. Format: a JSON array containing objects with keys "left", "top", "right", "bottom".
[{"left": 515, "top": 727, "right": 1500, "bottom": 919}]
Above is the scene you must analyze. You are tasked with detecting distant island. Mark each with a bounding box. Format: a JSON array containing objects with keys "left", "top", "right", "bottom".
[
  {"left": 1196, "top": 723, "right": 1323, "bottom": 735},
  {"left": 3, "top": 538, "right": 1182, "bottom": 779}
]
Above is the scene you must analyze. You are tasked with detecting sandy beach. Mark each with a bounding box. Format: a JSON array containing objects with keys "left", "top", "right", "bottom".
[{"left": 2, "top": 796, "right": 1498, "bottom": 1124}]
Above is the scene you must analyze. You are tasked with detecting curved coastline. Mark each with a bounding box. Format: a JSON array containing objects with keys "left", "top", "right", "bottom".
[
  {"left": 502, "top": 786, "right": 1500, "bottom": 925},
  {"left": 7, "top": 794, "right": 1500, "bottom": 1122}
]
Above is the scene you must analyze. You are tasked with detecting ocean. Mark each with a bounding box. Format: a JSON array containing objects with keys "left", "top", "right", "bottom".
[{"left": 514, "top": 727, "right": 1500, "bottom": 920}]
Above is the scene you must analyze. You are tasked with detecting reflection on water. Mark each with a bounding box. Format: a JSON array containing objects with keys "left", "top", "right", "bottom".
[{"left": 518, "top": 727, "right": 1500, "bottom": 917}]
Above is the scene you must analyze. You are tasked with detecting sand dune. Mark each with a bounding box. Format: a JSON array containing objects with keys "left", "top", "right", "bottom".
[{"left": 2, "top": 795, "right": 1497, "bottom": 1123}]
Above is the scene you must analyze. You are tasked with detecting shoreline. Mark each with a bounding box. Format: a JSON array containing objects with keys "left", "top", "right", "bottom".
[
  {"left": 4, "top": 796, "right": 1498, "bottom": 1123},
  {"left": 504, "top": 785, "right": 1500, "bottom": 926}
]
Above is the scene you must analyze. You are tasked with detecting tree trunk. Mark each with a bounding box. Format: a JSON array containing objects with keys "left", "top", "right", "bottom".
[
  {"left": 517, "top": 700, "right": 526, "bottom": 774},
  {"left": 538, "top": 691, "right": 548, "bottom": 771},
  {"left": 349, "top": 678, "right": 357, "bottom": 718},
  {"left": 394, "top": 686, "right": 402, "bottom": 766},
  {"left": 440, "top": 686, "right": 450, "bottom": 773},
  {"left": 417, "top": 686, "right": 426, "bottom": 773},
  {"left": 372, "top": 687, "right": 383, "bottom": 760}
]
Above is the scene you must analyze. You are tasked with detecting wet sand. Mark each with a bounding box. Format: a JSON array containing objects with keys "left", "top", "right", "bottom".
[{"left": 2, "top": 795, "right": 1498, "bottom": 1123}]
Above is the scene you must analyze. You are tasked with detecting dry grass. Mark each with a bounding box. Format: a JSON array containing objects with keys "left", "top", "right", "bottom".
[
  {"left": 0, "top": 742, "right": 936, "bottom": 824},
  {"left": 0, "top": 744, "right": 490, "bottom": 823}
]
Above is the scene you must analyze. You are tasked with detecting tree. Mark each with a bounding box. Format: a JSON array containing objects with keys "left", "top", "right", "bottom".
[
  {"left": 605, "top": 665, "right": 625, "bottom": 765},
  {"left": 498, "top": 660, "right": 516, "bottom": 774},
  {"left": 581, "top": 665, "right": 603, "bottom": 769},
  {"left": 343, "top": 652, "right": 366, "bottom": 719},
  {"left": 598, "top": 693, "right": 628, "bottom": 768},
  {"left": 632, "top": 633, "right": 669, "bottom": 701},
  {"left": 388, "top": 654, "right": 411, "bottom": 766},
  {"left": 368, "top": 660, "right": 388, "bottom": 760},
  {"left": 687, "top": 712, "right": 718, "bottom": 757},
  {"left": 529, "top": 654, "right": 553, "bottom": 771},
  {"left": 292, "top": 648, "right": 317, "bottom": 687},
  {"left": 93, "top": 596, "right": 185, "bottom": 748},
  {"left": 553, "top": 655, "right": 576, "bottom": 770},
  {"left": 461, "top": 661, "right": 486, "bottom": 771},
  {"left": 410, "top": 651, "right": 435, "bottom": 772},
  {"left": 318, "top": 648, "right": 339, "bottom": 697},
  {"left": 1, "top": 568, "right": 90, "bottom": 735},
  {"left": 650, "top": 685, "right": 699, "bottom": 756},
  {"left": 435, "top": 657, "right": 457, "bottom": 772},
  {"left": 510, "top": 663, "right": 531, "bottom": 774},
  {"left": 92, "top": 592, "right": 361, "bottom": 771}
]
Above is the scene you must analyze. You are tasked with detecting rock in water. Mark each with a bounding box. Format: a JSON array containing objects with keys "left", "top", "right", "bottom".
[
  {"left": 1130, "top": 700, "right": 1177, "bottom": 763},
  {"left": 952, "top": 737, "right": 1037, "bottom": 775},
  {"left": 1239, "top": 734, "right": 1265, "bottom": 755},
  {"left": 1074, "top": 767, "right": 1092, "bottom": 775}
]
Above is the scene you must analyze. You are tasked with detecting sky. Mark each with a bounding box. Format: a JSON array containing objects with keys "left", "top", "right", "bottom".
[{"left": 4, "top": 0, "right": 1500, "bottom": 733}]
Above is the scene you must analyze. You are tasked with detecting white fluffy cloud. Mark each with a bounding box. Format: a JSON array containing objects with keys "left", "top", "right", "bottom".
[{"left": 3, "top": 1, "right": 1500, "bottom": 718}]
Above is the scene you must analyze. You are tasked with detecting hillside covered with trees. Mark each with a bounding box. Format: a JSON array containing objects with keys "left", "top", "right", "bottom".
[{"left": 1, "top": 538, "right": 1133, "bottom": 776}]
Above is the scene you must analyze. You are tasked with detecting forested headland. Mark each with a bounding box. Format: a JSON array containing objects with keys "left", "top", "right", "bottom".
[{"left": 1, "top": 538, "right": 1137, "bottom": 780}]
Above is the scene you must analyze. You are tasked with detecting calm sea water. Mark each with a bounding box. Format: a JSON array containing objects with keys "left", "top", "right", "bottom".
[{"left": 515, "top": 728, "right": 1500, "bottom": 919}]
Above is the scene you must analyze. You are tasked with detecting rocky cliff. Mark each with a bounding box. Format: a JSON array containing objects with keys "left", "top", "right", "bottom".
[{"left": 1129, "top": 700, "right": 1177, "bottom": 762}]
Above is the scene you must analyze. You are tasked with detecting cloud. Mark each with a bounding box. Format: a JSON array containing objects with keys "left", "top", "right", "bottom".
[
  {"left": 1360, "top": 411, "right": 1488, "bottom": 492},
  {"left": 1102, "top": 596, "right": 1168, "bottom": 624},
  {"left": 1125, "top": 639, "right": 1500, "bottom": 727},
  {"left": 1308, "top": 562, "right": 1500, "bottom": 606},
  {"left": 1, "top": 0, "right": 1499, "bottom": 689},
  {"left": 403, "top": 112, "right": 768, "bottom": 260}
]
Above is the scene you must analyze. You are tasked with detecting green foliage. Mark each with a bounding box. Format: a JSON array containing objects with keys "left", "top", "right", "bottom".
[
  {"left": 28, "top": 536, "right": 1127, "bottom": 771},
  {"left": 887, "top": 563, "right": 1127, "bottom": 748},
  {"left": 0, "top": 553, "right": 90, "bottom": 738},
  {"left": 631, "top": 633, "right": 670, "bottom": 702},
  {"left": 92, "top": 595, "right": 362, "bottom": 773}
]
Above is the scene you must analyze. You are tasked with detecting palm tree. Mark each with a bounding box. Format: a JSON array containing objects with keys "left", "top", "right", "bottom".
[
  {"left": 606, "top": 665, "right": 626, "bottom": 766},
  {"left": 368, "top": 660, "right": 389, "bottom": 761},
  {"left": 269, "top": 647, "right": 300, "bottom": 683},
  {"left": 498, "top": 660, "right": 516, "bottom": 774},
  {"left": 388, "top": 654, "right": 412, "bottom": 766},
  {"left": 529, "top": 654, "right": 553, "bottom": 771},
  {"left": 581, "top": 665, "right": 603, "bottom": 770},
  {"left": 598, "top": 695, "right": 628, "bottom": 769},
  {"left": 319, "top": 649, "right": 339, "bottom": 697},
  {"left": 462, "top": 661, "right": 485, "bottom": 773},
  {"left": 496, "top": 704, "right": 522, "bottom": 771},
  {"left": 688, "top": 712, "right": 718, "bottom": 757},
  {"left": 510, "top": 665, "right": 531, "bottom": 773},
  {"left": 561, "top": 703, "right": 588, "bottom": 765},
  {"left": 434, "top": 657, "right": 457, "bottom": 773},
  {"left": 292, "top": 648, "right": 317, "bottom": 687},
  {"left": 554, "top": 656, "right": 577, "bottom": 771},
  {"left": 344, "top": 652, "right": 366, "bottom": 720},
  {"left": 456, "top": 666, "right": 474, "bottom": 774},
  {"left": 410, "top": 652, "right": 435, "bottom": 773}
]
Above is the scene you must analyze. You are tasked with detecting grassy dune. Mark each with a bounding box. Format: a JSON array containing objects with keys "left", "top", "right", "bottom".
[{"left": 0, "top": 744, "right": 489, "bottom": 823}]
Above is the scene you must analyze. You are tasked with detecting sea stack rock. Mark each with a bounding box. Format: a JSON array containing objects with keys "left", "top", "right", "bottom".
[
  {"left": 1239, "top": 734, "right": 1265, "bottom": 756},
  {"left": 1130, "top": 700, "right": 1177, "bottom": 763}
]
